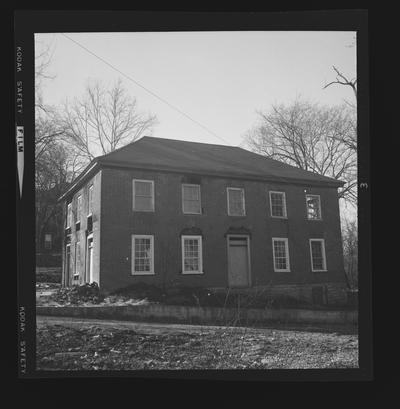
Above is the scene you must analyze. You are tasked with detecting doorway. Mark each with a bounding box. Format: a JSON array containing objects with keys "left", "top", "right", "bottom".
[
  {"left": 87, "top": 234, "right": 94, "bottom": 283},
  {"left": 65, "top": 243, "right": 71, "bottom": 286},
  {"left": 227, "top": 235, "right": 251, "bottom": 288}
]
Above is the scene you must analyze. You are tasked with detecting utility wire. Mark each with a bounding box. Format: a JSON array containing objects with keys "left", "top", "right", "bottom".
[{"left": 61, "top": 33, "right": 232, "bottom": 146}]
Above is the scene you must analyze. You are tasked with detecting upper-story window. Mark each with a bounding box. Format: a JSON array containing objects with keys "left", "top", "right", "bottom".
[
  {"left": 182, "top": 184, "right": 201, "bottom": 214},
  {"left": 306, "top": 194, "right": 322, "bottom": 220},
  {"left": 87, "top": 185, "right": 94, "bottom": 216},
  {"left": 133, "top": 179, "right": 155, "bottom": 212},
  {"left": 66, "top": 202, "right": 72, "bottom": 228},
  {"left": 227, "top": 187, "right": 245, "bottom": 216},
  {"left": 269, "top": 191, "right": 287, "bottom": 218},
  {"left": 76, "top": 194, "right": 82, "bottom": 224}
]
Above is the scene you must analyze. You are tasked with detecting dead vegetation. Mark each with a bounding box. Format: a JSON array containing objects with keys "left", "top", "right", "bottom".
[
  {"left": 36, "top": 321, "right": 358, "bottom": 370},
  {"left": 37, "top": 282, "right": 354, "bottom": 310}
]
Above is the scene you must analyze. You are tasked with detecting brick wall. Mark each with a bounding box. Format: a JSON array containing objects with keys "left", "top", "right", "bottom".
[
  {"left": 99, "top": 167, "right": 346, "bottom": 295},
  {"left": 61, "top": 171, "right": 102, "bottom": 287}
]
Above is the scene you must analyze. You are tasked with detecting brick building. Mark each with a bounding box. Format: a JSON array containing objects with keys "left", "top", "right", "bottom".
[{"left": 59, "top": 136, "right": 347, "bottom": 305}]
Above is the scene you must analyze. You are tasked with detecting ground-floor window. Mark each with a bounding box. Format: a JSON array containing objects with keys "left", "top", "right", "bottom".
[
  {"left": 272, "top": 238, "right": 290, "bottom": 272},
  {"left": 309, "top": 239, "right": 327, "bottom": 272},
  {"left": 181, "top": 235, "right": 203, "bottom": 274},
  {"left": 132, "top": 235, "right": 154, "bottom": 275}
]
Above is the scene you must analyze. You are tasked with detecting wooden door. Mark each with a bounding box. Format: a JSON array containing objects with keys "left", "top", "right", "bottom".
[
  {"left": 87, "top": 237, "right": 94, "bottom": 283},
  {"left": 228, "top": 236, "right": 250, "bottom": 287},
  {"left": 65, "top": 244, "right": 71, "bottom": 286}
]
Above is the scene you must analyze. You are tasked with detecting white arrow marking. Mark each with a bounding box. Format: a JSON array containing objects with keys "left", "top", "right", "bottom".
[{"left": 16, "top": 126, "right": 24, "bottom": 198}]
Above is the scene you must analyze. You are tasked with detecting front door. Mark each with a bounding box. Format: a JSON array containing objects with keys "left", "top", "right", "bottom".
[
  {"left": 87, "top": 236, "right": 94, "bottom": 283},
  {"left": 227, "top": 235, "right": 250, "bottom": 287},
  {"left": 65, "top": 244, "right": 71, "bottom": 286}
]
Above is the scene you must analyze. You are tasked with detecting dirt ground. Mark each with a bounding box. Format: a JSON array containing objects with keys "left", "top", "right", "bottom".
[{"left": 36, "top": 316, "right": 358, "bottom": 370}]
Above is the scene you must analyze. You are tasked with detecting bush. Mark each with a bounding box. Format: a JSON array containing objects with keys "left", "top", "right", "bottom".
[
  {"left": 36, "top": 270, "right": 62, "bottom": 283},
  {"left": 111, "top": 283, "right": 163, "bottom": 301},
  {"left": 50, "top": 282, "right": 104, "bottom": 305}
]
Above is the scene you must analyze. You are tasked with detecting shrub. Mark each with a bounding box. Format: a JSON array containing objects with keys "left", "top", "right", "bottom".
[
  {"left": 111, "top": 283, "right": 163, "bottom": 301},
  {"left": 49, "top": 282, "right": 104, "bottom": 305},
  {"left": 36, "top": 270, "right": 62, "bottom": 283}
]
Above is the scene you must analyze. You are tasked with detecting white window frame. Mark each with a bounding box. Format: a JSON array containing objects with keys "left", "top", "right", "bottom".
[
  {"left": 87, "top": 184, "right": 94, "bottom": 216},
  {"left": 76, "top": 194, "right": 82, "bottom": 224},
  {"left": 305, "top": 194, "right": 322, "bottom": 220},
  {"left": 227, "top": 187, "right": 246, "bottom": 216},
  {"left": 74, "top": 241, "right": 81, "bottom": 277},
  {"left": 132, "top": 179, "right": 155, "bottom": 212},
  {"left": 66, "top": 202, "right": 72, "bottom": 229},
  {"left": 272, "top": 237, "right": 291, "bottom": 272},
  {"left": 181, "top": 235, "right": 203, "bottom": 275},
  {"left": 131, "top": 235, "right": 155, "bottom": 275},
  {"left": 309, "top": 239, "right": 327, "bottom": 272},
  {"left": 269, "top": 191, "right": 287, "bottom": 218},
  {"left": 182, "top": 184, "right": 202, "bottom": 215}
]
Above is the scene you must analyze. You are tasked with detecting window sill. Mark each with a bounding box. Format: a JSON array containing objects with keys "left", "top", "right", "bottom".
[
  {"left": 131, "top": 272, "right": 155, "bottom": 276},
  {"left": 182, "top": 271, "right": 204, "bottom": 275},
  {"left": 132, "top": 209, "right": 155, "bottom": 213},
  {"left": 306, "top": 218, "right": 323, "bottom": 221},
  {"left": 271, "top": 216, "right": 288, "bottom": 220},
  {"left": 311, "top": 270, "right": 328, "bottom": 273},
  {"left": 274, "top": 269, "right": 291, "bottom": 273}
]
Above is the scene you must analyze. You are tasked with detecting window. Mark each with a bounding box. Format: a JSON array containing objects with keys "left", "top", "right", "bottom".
[
  {"left": 132, "top": 235, "right": 154, "bottom": 275},
  {"left": 272, "top": 238, "right": 290, "bottom": 272},
  {"left": 88, "top": 185, "right": 94, "bottom": 216},
  {"left": 74, "top": 241, "right": 81, "bottom": 277},
  {"left": 182, "top": 184, "right": 201, "bottom": 214},
  {"left": 182, "top": 235, "right": 203, "bottom": 274},
  {"left": 66, "top": 202, "right": 72, "bottom": 228},
  {"left": 269, "top": 191, "right": 287, "bottom": 218},
  {"left": 76, "top": 194, "right": 82, "bottom": 224},
  {"left": 133, "top": 179, "right": 154, "bottom": 211},
  {"left": 306, "top": 194, "right": 322, "bottom": 220},
  {"left": 227, "top": 188, "right": 245, "bottom": 216},
  {"left": 44, "top": 234, "right": 52, "bottom": 250},
  {"left": 309, "top": 239, "right": 327, "bottom": 272}
]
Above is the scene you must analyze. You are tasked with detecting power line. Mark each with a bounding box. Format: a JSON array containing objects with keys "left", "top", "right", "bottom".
[{"left": 60, "top": 33, "right": 232, "bottom": 146}]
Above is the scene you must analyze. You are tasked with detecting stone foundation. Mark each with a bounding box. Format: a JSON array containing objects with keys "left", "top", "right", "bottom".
[{"left": 211, "top": 282, "right": 349, "bottom": 306}]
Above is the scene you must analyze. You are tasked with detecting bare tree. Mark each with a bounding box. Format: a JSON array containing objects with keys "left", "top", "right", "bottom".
[
  {"left": 60, "top": 79, "right": 158, "bottom": 163},
  {"left": 35, "top": 143, "right": 78, "bottom": 251},
  {"left": 323, "top": 66, "right": 357, "bottom": 102},
  {"left": 342, "top": 217, "right": 358, "bottom": 289},
  {"left": 245, "top": 99, "right": 357, "bottom": 204},
  {"left": 323, "top": 66, "right": 357, "bottom": 152},
  {"left": 35, "top": 38, "right": 66, "bottom": 164}
]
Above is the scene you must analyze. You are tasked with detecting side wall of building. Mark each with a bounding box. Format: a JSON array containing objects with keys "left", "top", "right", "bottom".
[
  {"left": 61, "top": 170, "right": 102, "bottom": 287},
  {"left": 99, "top": 167, "right": 346, "bottom": 303}
]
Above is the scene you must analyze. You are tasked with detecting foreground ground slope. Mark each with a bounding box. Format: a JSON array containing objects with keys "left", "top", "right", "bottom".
[{"left": 36, "top": 317, "right": 358, "bottom": 370}]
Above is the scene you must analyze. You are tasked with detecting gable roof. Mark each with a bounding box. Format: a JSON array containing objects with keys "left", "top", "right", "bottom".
[{"left": 60, "top": 136, "right": 344, "bottom": 201}]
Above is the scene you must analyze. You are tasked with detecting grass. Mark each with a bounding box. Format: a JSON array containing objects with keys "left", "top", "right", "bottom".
[{"left": 36, "top": 320, "right": 358, "bottom": 370}]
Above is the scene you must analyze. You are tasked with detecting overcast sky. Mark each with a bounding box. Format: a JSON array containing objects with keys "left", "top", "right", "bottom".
[{"left": 35, "top": 31, "right": 356, "bottom": 148}]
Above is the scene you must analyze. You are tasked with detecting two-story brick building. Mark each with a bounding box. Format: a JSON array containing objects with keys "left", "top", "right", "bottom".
[{"left": 59, "top": 136, "right": 348, "bottom": 305}]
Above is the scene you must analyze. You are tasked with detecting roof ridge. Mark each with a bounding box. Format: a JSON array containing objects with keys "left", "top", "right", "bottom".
[{"left": 141, "top": 135, "right": 236, "bottom": 148}]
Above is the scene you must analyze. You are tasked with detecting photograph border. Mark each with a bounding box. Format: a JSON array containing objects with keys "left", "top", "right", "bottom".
[{"left": 15, "top": 9, "right": 371, "bottom": 381}]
